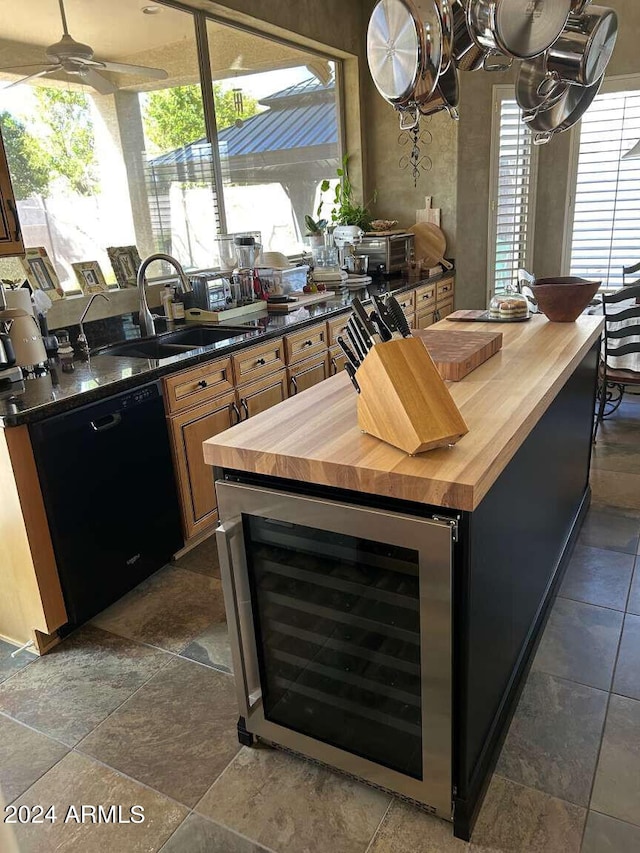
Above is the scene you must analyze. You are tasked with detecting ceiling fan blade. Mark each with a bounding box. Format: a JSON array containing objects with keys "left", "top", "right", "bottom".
[
  {"left": 81, "top": 67, "right": 117, "bottom": 95},
  {"left": 0, "top": 62, "right": 50, "bottom": 72},
  {"left": 90, "top": 59, "right": 168, "bottom": 80},
  {"left": 3, "top": 67, "right": 59, "bottom": 89}
]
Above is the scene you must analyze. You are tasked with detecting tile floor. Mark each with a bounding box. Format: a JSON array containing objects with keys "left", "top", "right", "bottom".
[{"left": 0, "top": 397, "right": 639, "bottom": 852}]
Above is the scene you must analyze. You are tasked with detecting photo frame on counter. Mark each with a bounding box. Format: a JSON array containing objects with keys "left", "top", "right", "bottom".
[
  {"left": 72, "top": 261, "right": 109, "bottom": 294},
  {"left": 20, "top": 247, "right": 64, "bottom": 300},
  {"left": 107, "top": 245, "right": 142, "bottom": 288}
]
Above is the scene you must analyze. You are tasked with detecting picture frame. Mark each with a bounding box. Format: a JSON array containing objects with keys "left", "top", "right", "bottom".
[
  {"left": 20, "top": 247, "right": 64, "bottom": 300},
  {"left": 107, "top": 245, "right": 142, "bottom": 289},
  {"left": 72, "top": 261, "right": 109, "bottom": 294}
]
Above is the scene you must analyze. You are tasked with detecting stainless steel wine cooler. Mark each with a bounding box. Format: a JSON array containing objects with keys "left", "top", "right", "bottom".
[{"left": 216, "top": 480, "right": 455, "bottom": 819}]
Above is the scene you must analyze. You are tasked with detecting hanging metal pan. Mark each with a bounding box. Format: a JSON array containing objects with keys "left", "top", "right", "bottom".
[
  {"left": 367, "top": 0, "right": 451, "bottom": 108},
  {"left": 525, "top": 73, "right": 605, "bottom": 144},
  {"left": 546, "top": 5, "right": 618, "bottom": 88},
  {"left": 418, "top": 61, "right": 460, "bottom": 119},
  {"left": 466, "top": 0, "right": 572, "bottom": 61},
  {"left": 516, "top": 53, "right": 571, "bottom": 119}
]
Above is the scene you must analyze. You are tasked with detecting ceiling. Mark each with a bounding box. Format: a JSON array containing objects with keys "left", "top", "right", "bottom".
[{"left": 0, "top": 0, "right": 317, "bottom": 90}]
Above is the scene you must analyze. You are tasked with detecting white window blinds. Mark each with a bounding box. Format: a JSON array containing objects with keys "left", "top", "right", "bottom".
[
  {"left": 570, "top": 90, "right": 640, "bottom": 289},
  {"left": 488, "top": 90, "right": 538, "bottom": 301}
]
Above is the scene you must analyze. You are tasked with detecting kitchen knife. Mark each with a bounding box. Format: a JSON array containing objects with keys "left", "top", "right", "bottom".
[
  {"left": 369, "top": 310, "right": 393, "bottom": 343},
  {"left": 350, "top": 311, "right": 375, "bottom": 352},
  {"left": 337, "top": 335, "right": 360, "bottom": 369},
  {"left": 372, "top": 294, "right": 403, "bottom": 339},
  {"left": 386, "top": 295, "right": 412, "bottom": 338},
  {"left": 351, "top": 297, "right": 381, "bottom": 345},
  {"left": 346, "top": 319, "right": 368, "bottom": 362},
  {"left": 344, "top": 362, "right": 361, "bottom": 394}
]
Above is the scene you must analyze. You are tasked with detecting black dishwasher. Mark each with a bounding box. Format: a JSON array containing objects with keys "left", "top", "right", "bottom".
[{"left": 29, "top": 380, "right": 182, "bottom": 628}]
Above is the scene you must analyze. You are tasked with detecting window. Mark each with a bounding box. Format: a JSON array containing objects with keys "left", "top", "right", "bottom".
[
  {"left": 0, "top": 0, "right": 343, "bottom": 290},
  {"left": 566, "top": 80, "right": 640, "bottom": 289},
  {"left": 487, "top": 86, "right": 538, "bottom": 302}
]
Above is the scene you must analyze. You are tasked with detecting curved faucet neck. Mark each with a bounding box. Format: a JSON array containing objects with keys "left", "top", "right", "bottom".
[{"left": 136, "top": 253, "right": 192, "bottom": 338}]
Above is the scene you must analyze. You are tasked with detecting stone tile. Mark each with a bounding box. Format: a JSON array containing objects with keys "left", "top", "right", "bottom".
[
  {"left": 591, "top": 695, "right": 640, "bottom": 825},
  {"left": 470, "top": 776, "right": 586, "bottom": 853},
  {"left": 581, "top": 811, "right": 640, "bottom": 853},
  {"left": 180, "top": 622, "right": 233, "bottom": 673},
  {"left": 174, "top": 534, "right": 221, "bottom": 578},
  {"left": 0, "top": 625, "right": 168, "bottom": 746},
  {"left": 533, "top": 597, "right": 623, "bottom": 690},
  {"left": 591, "top": 471, "right": 640, "bottom": 512},
  {"left": 11, "top": 751, "right": 186, "bottom": 853},
  {"left": 629, "top": 565, "right": 640, "bottom": 613},
  {"left": 579, "top": 508, "right": 640, "bottom": 554},
  {"left": 559, "top": 545, "right": 634, "bottom": 610},
  {"left": 160, "top": 813, "right": 272, "bottom": 853},
  {"left": 591, "top": 441, "right": 640, "bottom": 475},
  {"left": 197, "top": 746, "right": 391, "bottom": 853},
  {"left": 367, "top": 799, "right": 468, "bottom": 852},
  {"left": 613, "top": 614, "right": 640, "bottom": 701},
  {"left": 0, "top": 714, "right": 68, "bottom": 803},
  {"left": 0, "top": 640, "right": 37, "bottom": 684},
  {"left": 496, "top": 671, "right": 607, "bottom": 806},
  {"left": 469, "top": 776, "right": 585, "bottom": 853},
  {"left": 79, "top": 657, "right": 239, "bottom": 808},
  {"left": 93, "top": 566, "right": 224, "bottom": 654}
]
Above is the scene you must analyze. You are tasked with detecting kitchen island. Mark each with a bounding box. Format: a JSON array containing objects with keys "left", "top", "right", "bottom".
[{"left": 204, "top": 315, "right": 603, "bottom": 840}]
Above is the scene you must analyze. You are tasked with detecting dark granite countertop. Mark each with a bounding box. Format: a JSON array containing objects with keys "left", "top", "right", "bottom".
[{"left": 0, "top": 274, "right": 448, "bottom": 427}]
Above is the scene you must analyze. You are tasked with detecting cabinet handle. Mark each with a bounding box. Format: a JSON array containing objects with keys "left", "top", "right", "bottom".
[
  {"left": 330, "top": 357, "right": 339, "bottom": 375},
  {"left": 230, "top": 401, "right": 241, "bottom": 425},
  {"left": 241, "top": 399, "right": 249, "bottom": 420},
  {"left": 197, "top": 379, "right": 208, "bottom": 389},
  {"left": 422, "top": 292, "right": 432, "bottom": 300},
  {"left": 255, "top": 358, "right": 266, "bottom": 366},
  {"left": 302, "top": 339, "right": 313, "bottom": 348},
  {"left": 7, "top": 199, "right": 21, "bottom": 242},
  {"left": 290, "top": 376, "right": 298, "bottom": 395}
]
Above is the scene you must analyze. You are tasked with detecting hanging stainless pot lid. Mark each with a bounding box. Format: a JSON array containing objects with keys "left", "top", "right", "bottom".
[
  {"left": 367, "top": 0, "right": 444, "bottom": 106},
  {"left": 526, "top": 73, "right": 604, "bottom": 140},
  {"left": 547, "top": 5, "right": 618, "bottom": 88},
  {"left": 467, "top": 0, "right": 572, "bottom": 61}
]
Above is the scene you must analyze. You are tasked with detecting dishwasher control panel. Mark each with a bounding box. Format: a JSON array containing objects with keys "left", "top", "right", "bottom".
[{"left": 118, "top": 384, "right": 160, "bottom": 410}]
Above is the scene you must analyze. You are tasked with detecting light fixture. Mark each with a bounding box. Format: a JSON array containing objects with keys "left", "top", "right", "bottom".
[
  {"left": 622, "top": 140, "right": 640, "bottom": 160},
  {"left": 142, "top": 5, "right": 161, "bottom": 14},
  {"left": 233, "top": 88, "right": 244, "bottom": 115}
]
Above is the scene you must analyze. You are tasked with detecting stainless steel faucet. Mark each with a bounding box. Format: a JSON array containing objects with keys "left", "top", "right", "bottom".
[
  {"left": 78, "top": 292, "right": 110, "bottom": 353},
  {"left": 136, "top": 253, "right": 192, "bottom": 338}
]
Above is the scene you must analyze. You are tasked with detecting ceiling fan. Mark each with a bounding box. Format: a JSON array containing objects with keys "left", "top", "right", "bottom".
[{"left": 0, "top": 0, "right": 168, "bottom": 95}]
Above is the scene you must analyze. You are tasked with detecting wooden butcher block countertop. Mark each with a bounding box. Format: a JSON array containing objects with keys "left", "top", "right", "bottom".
[{"left": 203, "top": 316, "right": 603, "bottom": 511}]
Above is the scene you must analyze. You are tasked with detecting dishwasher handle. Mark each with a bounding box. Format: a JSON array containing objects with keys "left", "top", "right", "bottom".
[{"left": 90, "top": 412, "right": 122, "bottom": 433}]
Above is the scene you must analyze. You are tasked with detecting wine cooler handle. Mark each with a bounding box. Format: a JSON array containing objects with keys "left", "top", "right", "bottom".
[{"left": 216, "top": 519, "right": 262, "bottom": 716}]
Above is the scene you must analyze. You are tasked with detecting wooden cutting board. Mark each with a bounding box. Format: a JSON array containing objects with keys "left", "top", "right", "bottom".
[
  {"left": 412, "top": 328, "right": 503, "bottom": 381},
  {"left": 408, "top": 222, "right": 453, "bottom": 270},
  {"left": 267, "top": 291, "right": 332, "bottom": 312}
]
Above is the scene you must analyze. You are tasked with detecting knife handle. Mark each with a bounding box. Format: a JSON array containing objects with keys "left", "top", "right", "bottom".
[
  {"left": 337, "top": 335, "right": 360, "bottom": 368},
  {"left": 369, "top": 311, "right": 393, "bottom": 343},
  {"left": 386, "top": 296, "right": 412, "bottom": 338},
  {"left": 344, "top": 362, "right": 361, "bottom": 394}
]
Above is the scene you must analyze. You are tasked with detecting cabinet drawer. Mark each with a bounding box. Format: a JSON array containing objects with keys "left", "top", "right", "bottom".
[
  {"left": 437, "top": 299, "right": 454, "bottom": 320},
  {"left": 167, "top": 390, "right": 237, "bottom": 541},
  {"left": 287, "top": 352, "right": 330, "bottom": 395},
  {"left": 237, "top": 371, "right": 288, "bottom": 421},
  {"left": 326, "top": 313, "right": 351, "bottom": 347},
  {"left": 164, "top": 358, "right": 234, "bottom": 415},
  {"left": 284, "top": 323, "right": 328, "bottom": 365},
  {"left": 415, "top": 308, "right": 436, "bottom": 330},
  {"left": 232, "top": 338, "right": 286, "bottom": 387},
  {"left": 437, "top": 278, "right": 454, "bottom": 302},
  {"left": 329, "top": 346, "right": 347, "bottom": 374},
  {"left": 415, "top": 282, "right": 436, "bottom": 311},
  {"left": 395, "top": 291, "right": 415, "bottom": 316}
]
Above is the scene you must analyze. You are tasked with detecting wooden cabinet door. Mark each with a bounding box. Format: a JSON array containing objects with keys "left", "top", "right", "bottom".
[
  {"left": 284, "top": 323, "right": 328, "bottom": 365},
  {"left": 0, "top": 129, "right": 24, "bottom": 257},
  {"left": 288, "top": 353, "right": 331, "bottom": 396},
  {"left": 329, "top": 346, "right": 347, "bottom": 374},
  {"left": 415, "top": 309, "right": 436, "bottom": 330},
  {"left": 238, "top": 371, "right": 288, "bottom": 421},
  {"left": 168, "top": 390, "right": 238, "bottom": 541}
]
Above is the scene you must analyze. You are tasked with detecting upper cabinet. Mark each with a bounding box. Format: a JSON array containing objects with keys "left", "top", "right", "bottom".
[{"left": 0, "top": 128, "right": 24, "bottom": 258}]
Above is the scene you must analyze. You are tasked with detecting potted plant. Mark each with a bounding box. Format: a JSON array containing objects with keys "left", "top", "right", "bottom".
[
  {"left": 304, "top": 214, "right": 327, "bottom": 249},
  {"left": 321, "top": 155, "right": 375, "bottom": 233}
]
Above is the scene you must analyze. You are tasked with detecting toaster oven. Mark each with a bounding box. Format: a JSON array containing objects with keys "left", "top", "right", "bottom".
[
  {"left": 190, "top": 273, "right": 233, "bottom": 311},
  {"left": 358, "top": 233, "right": 414, "bottom": 276}
]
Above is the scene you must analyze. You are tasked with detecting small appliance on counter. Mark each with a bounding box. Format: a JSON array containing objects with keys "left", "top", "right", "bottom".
[
  {"left": 358, "top": 232, "right": 414, "bottom": 276},
  {"left": 0, "top": 307, "right": 48, "bottom": 376}
]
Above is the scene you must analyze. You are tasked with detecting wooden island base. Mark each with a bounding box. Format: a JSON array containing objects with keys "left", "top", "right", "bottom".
[{"left": 204, "top": 316, "right": 602, "bottom": 840}]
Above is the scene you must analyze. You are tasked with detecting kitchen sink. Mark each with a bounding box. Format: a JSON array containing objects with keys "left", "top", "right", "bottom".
[{"left": 93, "top": 325, "right": 256, "bottom": 360}]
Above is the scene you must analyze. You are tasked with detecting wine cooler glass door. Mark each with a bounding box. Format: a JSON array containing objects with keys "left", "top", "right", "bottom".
[{"left": 216, "top": 481, "right": 454, "bottom": 818}]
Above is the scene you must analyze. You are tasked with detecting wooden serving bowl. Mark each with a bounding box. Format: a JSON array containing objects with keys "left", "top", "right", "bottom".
[{"left": 531, "top": 277, "right": 601, "bottom": 322}]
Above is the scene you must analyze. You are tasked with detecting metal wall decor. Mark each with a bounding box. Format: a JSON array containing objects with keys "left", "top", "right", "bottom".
[{"left": 398, "top": 125, "right": 434, "bottom": 187}]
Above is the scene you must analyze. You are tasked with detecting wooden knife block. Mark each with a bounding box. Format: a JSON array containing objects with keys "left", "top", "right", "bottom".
[{"left": 357, "top": 337, "right": 469, "bottom": 455}]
